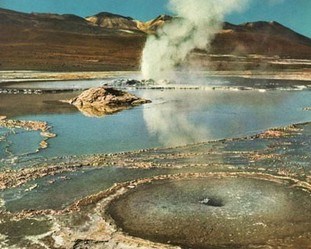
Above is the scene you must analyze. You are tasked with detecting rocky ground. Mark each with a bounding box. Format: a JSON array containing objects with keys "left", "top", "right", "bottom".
[
  {"left": 0, "top": 122, "right": 310, "bottom": 248},
  {"left": 63, "top": 87, "right": 151, "bottom": 117},
  {"left": 0, "top": 67, "right": 310, "bottom": 87},
  {"left": 0, "top": 71, "right": 136, "bottom": 84},
  {"left": 0, "top": 117, "right": 56, "bottom": 153}
]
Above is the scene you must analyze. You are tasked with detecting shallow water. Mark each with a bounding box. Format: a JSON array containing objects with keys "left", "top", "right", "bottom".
[
  {"left": 0, "top": 76, "right": 311, "bottom": 248},
  {"left": 2, "top": 167, "right": 184, "bottom": 212},
  {"left": 0, "top": 83, "right": 310, "bottom": 166},
  {"left": 2, "top": 79, "right": 105, "bottom": 90}
]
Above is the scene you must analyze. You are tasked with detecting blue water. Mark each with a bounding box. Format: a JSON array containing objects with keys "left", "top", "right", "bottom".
[
  {"left": 2, "top": 167, "right": 182, "bottom": 211},
  {"left": 1, "top": 83, "right": 311, "bottom": 165}
]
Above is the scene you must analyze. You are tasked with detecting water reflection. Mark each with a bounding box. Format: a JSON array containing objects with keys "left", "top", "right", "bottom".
[
  {"left": 141, "top": 89, "right": 311, "bottom": 147},
  {"left": 0, "top": 87, "right": 310, "bottom": 164},
  {"left": 0, "top": 92, "right": 77, "bottom": 118},
  {"left": 143, "top": 98, "right": 209, "bottom": 147}
]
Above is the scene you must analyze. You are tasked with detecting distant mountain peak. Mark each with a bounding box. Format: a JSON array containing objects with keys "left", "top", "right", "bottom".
[
  {"left": 222, "top": 20, "right": 310, "bottom": 46},
  {"left": 89, "top": 12, "right": 134, "bottom": 21},
  {"left": 86, "top": 11, "right": 140, "bottom": 31},
  {"left": 30, "top": 12, "right": 87, "bottom": 22},
  {"left": 0, "top": 7, "right": 310, "bottom": 71},
  {"left": 152, "top": 14, "right": 173, "bottom": 22},
  {"left": 139, "top": 14, "right": 173, "bottom": 33}
]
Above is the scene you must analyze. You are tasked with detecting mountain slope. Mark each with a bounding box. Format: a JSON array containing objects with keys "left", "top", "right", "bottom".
[
  {"left": 210, "top": 21, "right": 311, "bottom": 58},
  {"left": 0, "top": 8, "right": 310, "bottom": 71},
  {"left": 0, "top": 8, "right": 101, "bottom": 34},
  {"left": 86, "top": 12, "right": 142, "bottom": 32},
  {"left": 0, "top": 8, "right": 146, "bottom": 71},
  {"left": 138, "top": 15, "right": 173, "bottom": 33},
  {"left": 142, "top": 16, "right": 311, "bottom": 58},
  {"left": 223, "top": 21, "right": 310, "bottom": 46}
]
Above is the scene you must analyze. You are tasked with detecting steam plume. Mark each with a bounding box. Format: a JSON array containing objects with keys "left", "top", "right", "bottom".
[{"left": 141, "top": 0, "right": 248, "bottom": 81}]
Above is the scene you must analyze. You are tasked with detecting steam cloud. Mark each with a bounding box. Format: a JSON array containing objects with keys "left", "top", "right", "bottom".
[{"left": 141, "top": 0, "right": 248, "bottom": 81}]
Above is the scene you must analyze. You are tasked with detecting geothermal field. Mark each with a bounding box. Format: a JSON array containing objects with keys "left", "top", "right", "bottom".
[{"left": 0, "top": 0, "right": 311, "bottom": 248}]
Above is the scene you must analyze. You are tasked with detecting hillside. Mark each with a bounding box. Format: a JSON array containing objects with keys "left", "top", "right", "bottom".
[
  {"left": 0, "top": 8, "right": 146, "bottom": 71},
  {"left": 86, "top": 12, "right": 142, "bottom": 32},
  {"left": 210, "top": 21, "right": 311, "bottom": 58},
  {"left": 0, "top": 8, "right": 310, "bottom": 71},
  {"left": 138, "top": 15, "right": 173, "bottom": 33}
]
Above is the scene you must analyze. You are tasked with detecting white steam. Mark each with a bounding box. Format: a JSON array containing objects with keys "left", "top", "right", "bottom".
[{"left": 141, "top": 0, "right": 249, "bottom": 81}]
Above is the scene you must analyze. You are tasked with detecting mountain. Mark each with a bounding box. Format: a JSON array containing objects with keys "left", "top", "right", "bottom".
[
  {"left": 140, "top": 16, "right": 311, "bottom": 58},
  {"left": 223, "top": 21, "right": 310, "bottom": 46},
  {"left": 0, "top": 8, "right": 146, "bottom": 71},
  {"left": 85, "top": 13, "right": 172, "bottom": 34},
  {"left": 85, "top": 12, "right": 142, "bottom": 32},
  {"left": 0, "top": 8, "right": 310, "bottom": 71},
  {"left": 210, "top": 21, "right": 311, "bottom": 58},
  {"left": 138, "top": 15, "right": 173, "bottom": 33},
  {"left": 0, "top": 8, "right": 102, "bottom": 34}
]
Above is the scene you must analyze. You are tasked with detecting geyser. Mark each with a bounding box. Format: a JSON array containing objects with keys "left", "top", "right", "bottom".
[{"left": 141, "top": 0, "right": 248, "bottom": 81}]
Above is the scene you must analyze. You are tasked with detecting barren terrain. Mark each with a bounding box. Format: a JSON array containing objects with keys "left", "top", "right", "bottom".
[{"left": 0, "top": 8, "right": 310, "bottom": 72}]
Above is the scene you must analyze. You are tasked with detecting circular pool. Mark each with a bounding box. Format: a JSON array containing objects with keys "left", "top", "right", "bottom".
[{"left": 107, "top": 175, "right": 311, "bottom": 248}]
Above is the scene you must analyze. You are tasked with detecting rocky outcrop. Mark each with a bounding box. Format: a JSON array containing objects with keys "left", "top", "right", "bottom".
[
  {"left": 0, "top": 117, "right": 56, "bottom": 150},
  {"left": 86, "top": 12, "right": 141, "bottom": 31},
  {"left": 85, "top": 12, "right": 173, "bottom": 34},
  {"left": 0, "top": 118, "right": 50, "bottom": 132},
  {"left": 138, "top": 15, "right": 173, "bottom": 33},
  {"left": 66, "top": 87, "right": 151, "bottom": 117}
]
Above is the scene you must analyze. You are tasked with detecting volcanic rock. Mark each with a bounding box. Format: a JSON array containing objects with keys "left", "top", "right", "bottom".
[
  {"left": 40, "top": 132, "right": 57, "bottom": 138},
  {"left": 0, "top": 119, "right": 49, "bottom": 131},
  {"left": 86, "top": 12, "right": 141, "bottom": 32},
  {"left": 40, "top": 140, "right": 48, "bottom": 149},
  {"left": 66, "top": 87, "right": 151, "bottom": 117},
  {"left": 138, "top": 15, "right": 173, "bottom": 33}
]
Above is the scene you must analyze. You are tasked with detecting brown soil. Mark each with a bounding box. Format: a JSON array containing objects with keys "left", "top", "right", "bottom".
[
  {"left": 0, "top": 28, "right": 146, "bottom": 71},
  {"left": 1, "top": 8, "right": 310, "bottom": 72}
]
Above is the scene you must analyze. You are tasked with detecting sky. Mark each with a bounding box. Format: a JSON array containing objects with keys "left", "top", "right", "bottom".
[{"left": 0, "top": 0, "right": 310, "bottom": 37}]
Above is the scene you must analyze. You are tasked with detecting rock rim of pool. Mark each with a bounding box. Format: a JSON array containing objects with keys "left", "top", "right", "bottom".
[
  {"left": 63, "top": 86, "right": 151, "bottom": 117},
  {"left": 104, "top": 172, "right": 311, "bottom": 249},
  {"left": 29, "top": 172, "right": 309, "bottom": 249}
]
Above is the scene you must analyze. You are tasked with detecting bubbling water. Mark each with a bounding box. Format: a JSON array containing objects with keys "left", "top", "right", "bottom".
[{"left": 108, "top": 175, "right": 311, "bottom": 248}]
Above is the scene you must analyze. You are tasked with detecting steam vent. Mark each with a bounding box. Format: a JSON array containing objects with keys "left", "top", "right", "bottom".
[{"left": 108, "top": 175, "right": 311, "bottom": 248}]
